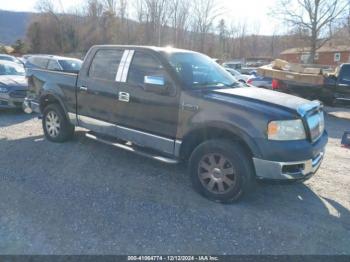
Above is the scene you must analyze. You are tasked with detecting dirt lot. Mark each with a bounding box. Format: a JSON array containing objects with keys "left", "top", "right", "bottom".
[{"left": 0, "top": 109, "right": 349, "bottom": 255}]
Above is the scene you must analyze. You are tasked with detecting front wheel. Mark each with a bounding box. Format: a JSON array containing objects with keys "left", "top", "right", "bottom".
[
  {"left": 189, "top": 139, "right": 255, "bottom": 203},
  {"left": 42, "top": 103, "right": 75, "bottom": 143}
]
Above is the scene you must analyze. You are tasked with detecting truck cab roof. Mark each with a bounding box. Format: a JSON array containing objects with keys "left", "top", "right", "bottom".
[{"left": 90, "top": 45, "right": 196, "bottom": 54}]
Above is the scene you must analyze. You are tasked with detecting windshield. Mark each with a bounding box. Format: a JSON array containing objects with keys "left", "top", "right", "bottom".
[
  {"left": 0, "top": 63, "right": 25, "bottom": 76},
  {"left": 165, "top": 52, "right": 242, "bottom": 89},
  {"left": 58, "top": 59, "right": 82, "bottom": 72}
]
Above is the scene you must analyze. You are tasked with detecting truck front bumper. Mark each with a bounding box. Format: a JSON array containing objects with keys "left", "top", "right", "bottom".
[
  {"left": 253, "top": 130, "right": 328, "bottom": 180},
  {"left": 253, "top": 151, "right": 324, "bottom": 180}
]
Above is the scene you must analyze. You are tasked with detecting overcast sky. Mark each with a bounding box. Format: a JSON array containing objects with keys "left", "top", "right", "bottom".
[{"left": 0, "top": 0, "right": 281, "bottom": 35}]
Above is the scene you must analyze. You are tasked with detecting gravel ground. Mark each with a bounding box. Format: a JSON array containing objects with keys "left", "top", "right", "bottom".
[{"left": 0, "top": 109, "right": 349, "bottom": 255}]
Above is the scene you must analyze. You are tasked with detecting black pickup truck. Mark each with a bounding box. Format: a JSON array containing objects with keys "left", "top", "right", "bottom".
[
  {"left": 24, "top": 45, "right": 328, "bottom": 203},
  {"left": 273, "top": 63, "right": 350, "bottom": 106}
]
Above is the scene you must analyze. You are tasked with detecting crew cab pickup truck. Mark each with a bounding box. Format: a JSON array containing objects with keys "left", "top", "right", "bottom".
[{"left": 24, "top": 45, "right": 328, "bottom": 203}]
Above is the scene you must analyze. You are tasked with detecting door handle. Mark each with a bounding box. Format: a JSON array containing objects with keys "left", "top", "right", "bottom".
[
  {"left": 119, "top": 92, "right": 130, "bottom": 102},
  {"left": 80, "top": 86, "right": 88, "bottom": 91}
]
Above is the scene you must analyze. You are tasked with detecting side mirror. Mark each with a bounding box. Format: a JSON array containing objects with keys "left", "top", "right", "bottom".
[{"left": 144, "top": 75, "right": 169, "bottom": 94}]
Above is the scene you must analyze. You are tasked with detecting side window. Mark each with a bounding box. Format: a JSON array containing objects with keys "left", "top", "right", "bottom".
[
  {"left": 29, "top": 57, "right": 40, "bottom": 67},
  {"left": 339, "top": 65, "right": 350, "bottom": 84},
  {"left": 89, "top": 49, "right": 123, "bottom": 81},
  {"left": 33, "top": 58, "right": 49, "bottom": 69},
  {"left": 47, "top": 60, "right": 61, "bottom": 71},
  {"left": 127, "top": 52, "right": 165, "bottom": 86}
]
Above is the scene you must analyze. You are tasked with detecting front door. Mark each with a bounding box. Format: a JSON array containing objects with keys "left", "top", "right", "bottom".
[
  {"left": 76, "top": 48, "right": 124, "bottom": 135},
  {"left": 116, "top": 50, "right": 181, "bottom": 154}
]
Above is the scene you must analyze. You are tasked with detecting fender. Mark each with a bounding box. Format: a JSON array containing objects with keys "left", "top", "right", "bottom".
[
  {"left": 180, "top": 121, "right": 263, "bottom": 159},
  {"left": 39, "top": 85, "right": 72, "bottom": 123}
]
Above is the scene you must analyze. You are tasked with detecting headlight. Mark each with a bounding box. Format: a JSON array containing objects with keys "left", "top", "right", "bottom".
[
  {"left": 0, "top": 86, "right": 9, "bottom": 93},
  {"left": 268, "top": 119, "right": 306, "bottom": 140}
]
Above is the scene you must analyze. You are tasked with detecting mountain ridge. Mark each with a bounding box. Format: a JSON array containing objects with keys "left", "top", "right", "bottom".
[{"left": 0, "top": 10, "right": 33, "bottom": 45}]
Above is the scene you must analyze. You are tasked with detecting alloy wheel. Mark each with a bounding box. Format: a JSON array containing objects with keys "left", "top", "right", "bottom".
[
  {"left": 198, "top": 153, "right": 237, "bottom": 194},
  {"left": 45, "top": 111, "right": 61, "bottom": 138}
]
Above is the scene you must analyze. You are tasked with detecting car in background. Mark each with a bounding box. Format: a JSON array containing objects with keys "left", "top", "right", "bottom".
[
  {"left": 18, "top": 54, "right": 34, "bottom": 64},
  {"left": 212, "top": 58, "right": 223, "bottom": 64},
  {"left": 225, "top": 68, "right": 250, "bottom": 83},
  {"left": 222, "top": 61, "right": 243, "bottom": 72},
  {"left": 247, "top": 75, "right": 273, "bottom": 89},
  {"left": 240, "top": 67, "right": 258, "bottom": 75},
  {"left": 0, "top": 54, "right": 23, "bottom": 65},
  {"left": 25, "top": 55, "right": 83, "bottom": 73},
  {"left": 0, "top": 61, "right": 28, "bottom": 109}
]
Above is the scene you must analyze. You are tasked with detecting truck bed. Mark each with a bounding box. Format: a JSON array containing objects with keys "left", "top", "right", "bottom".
[
  {"left": 26, "top": 68, "right": 78, "bottom": 113},
  {"left": 27, "top": 69, "right": 78, "bottom": 94},
  {"left": 258, "top": 64, "right": 325, "bottom": 86}
]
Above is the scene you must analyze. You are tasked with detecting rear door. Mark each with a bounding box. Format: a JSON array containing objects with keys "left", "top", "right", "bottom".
[
  {"left": 76, "top": 48, "right": 124, "bottom": 135},
  {"left": 336, "top": 64, "right": 350, "bottom": 103}
]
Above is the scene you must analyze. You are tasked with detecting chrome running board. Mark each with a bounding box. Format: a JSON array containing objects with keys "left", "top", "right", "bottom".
[{"left": 85, "top": 132, "right": 179, "bottom": 165}]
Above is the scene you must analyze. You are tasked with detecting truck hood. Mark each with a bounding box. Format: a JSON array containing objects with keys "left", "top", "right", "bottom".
[{"left": 212, "top": 87, "right": 310, "bottom": 113}]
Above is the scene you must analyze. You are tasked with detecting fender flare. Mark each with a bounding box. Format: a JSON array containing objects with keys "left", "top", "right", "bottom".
[
  {"left": 39, "top": 87, "right": 70, "bottom": 120},
  {"left": 179, "top": 122, "right": 263, "bottom": 159}
]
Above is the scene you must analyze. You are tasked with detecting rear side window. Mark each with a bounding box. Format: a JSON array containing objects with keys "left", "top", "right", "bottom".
[
  {"left": 127, "top": 52, "right": 165, "bottom": 85},
  {"left": 58, "top": 59, "right": 82, "bottom": 72},
  {"left": 29, "top": 57, "right": 49, "bottom": 69},
  {"left": 47, "top": 60, "right": 61, "bottom": 71},
  {"left": 89, "top": 49, "right": 123, "bottom": 81}
]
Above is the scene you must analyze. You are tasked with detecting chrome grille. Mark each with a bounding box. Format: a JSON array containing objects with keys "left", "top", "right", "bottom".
[{"left": 306, "top": 111, "right": 324, "bottom": 142}]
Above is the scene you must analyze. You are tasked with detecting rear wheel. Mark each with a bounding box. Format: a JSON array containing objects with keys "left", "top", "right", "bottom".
[
  {"left": 42, "top": 103, "right": 75, "bottom": 142},
  {"left": 189, "top": 139, "right": 255, "bottom": 203}
]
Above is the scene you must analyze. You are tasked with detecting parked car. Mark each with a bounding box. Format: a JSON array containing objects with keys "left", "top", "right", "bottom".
[
  {"left": 222, "top": 62, "right": 243, "bottom": 72},
  {"left": 18, "top": 54, "right": 33, "bottom": 64},
  {"left": 240, "top": 67, "right": 258, "bottom": 75},
  {"left": 0, "top": 54, "right": 23, "bottom": 65},
  {"left": 212, "top": 58, "right": 223, "bottom": 64},
  {"left": 25, "top": 55, "right": 83, "bottom": 73},
  {"left": 247, "top": 75, "right": 273, "bottom": 89},
  {"left": 225, "top": 68, "right": 250, "bottom": 82},
  {"left": 24, "top": 45, "right": 328, "bottom": 203},
  {"left": 0, "top": 61, "right": 27, "bottom": 109}
]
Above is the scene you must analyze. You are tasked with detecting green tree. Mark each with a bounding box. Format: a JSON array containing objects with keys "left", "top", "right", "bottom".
[{"left": 12, "top": 39, "right": 29, "bottom": 54}]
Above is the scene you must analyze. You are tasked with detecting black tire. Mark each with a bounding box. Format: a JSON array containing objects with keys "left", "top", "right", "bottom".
[
  {"left": 188, "top": 139, "right": 255, "bottom": 203},
  {"left": 42, "top": 103, "right": 75, "bottom": 143}
]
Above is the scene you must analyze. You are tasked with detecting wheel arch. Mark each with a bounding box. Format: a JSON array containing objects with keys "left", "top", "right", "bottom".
[
  {"left": 40, "top": 92, "right": 64, "bottom": 111},
  {"left": 179, "top": 124, "right": 262, "bottom": 162},
  {"left": 39, "top": 92, "right": 71, "bottom": 124}
]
